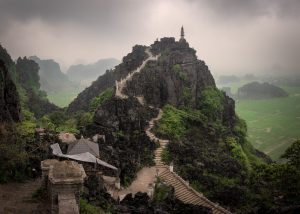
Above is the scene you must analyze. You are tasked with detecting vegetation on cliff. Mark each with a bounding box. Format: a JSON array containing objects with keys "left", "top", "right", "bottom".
[{"left": 155, "top": 87, "right": 299, "bottom": 212}]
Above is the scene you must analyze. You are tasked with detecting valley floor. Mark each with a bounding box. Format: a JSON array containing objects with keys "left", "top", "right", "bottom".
[{"left": 227, "top": 85, "right": 300, "bottom": 160}]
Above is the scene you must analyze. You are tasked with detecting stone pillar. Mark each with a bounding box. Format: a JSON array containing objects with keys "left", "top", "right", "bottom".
[
  {"left": 114, "top": 177, "right": 121, "bottom": 190},
  {"left": 42, "top": 160, "right": 86, "bottom": 214},
  {"left": 147, "top": 183, "right": 154, "bottom": 199},
  {"left": 41, "top": 159, "right": 59, "bottom": 190},
  {"left": 170, "top": 161, "right": 174, "bottom": 172}
]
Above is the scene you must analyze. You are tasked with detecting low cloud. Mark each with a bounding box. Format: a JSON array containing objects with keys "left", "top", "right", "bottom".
[{"left": 0, "top": 0, "right": 299, "bottom": 75}]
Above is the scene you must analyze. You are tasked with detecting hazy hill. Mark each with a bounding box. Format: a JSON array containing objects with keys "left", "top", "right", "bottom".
[
  {"left": 29, "top": 56, "right": 76, "bottom": 93},
  {"left": 66, "top": 58, "right": 120, "bottom": 86},
  {"left": 238, "top": 81, "right": 289, "bottom": 99}
]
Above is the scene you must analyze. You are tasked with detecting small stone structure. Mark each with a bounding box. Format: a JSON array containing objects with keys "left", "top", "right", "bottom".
[{"left": 41, "top": 159, "right": 86, "bottom": 214}]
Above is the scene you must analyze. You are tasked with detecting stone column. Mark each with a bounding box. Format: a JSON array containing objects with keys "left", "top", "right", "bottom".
[
  {"left": 170, "top": 161, "right": 174, "bottom": 172},
  {"left": 43, "top": 160, "right": 86, "bottom": 214}
]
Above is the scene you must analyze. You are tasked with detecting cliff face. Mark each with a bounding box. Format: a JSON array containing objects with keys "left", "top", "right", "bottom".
[
  {"left": 0, "top": 60, "right": 21, "bottom": 122},
  {"left": 16, "top": 57, "right": 60, "bottom": 118},
  {"left": 29, "top": 56, "right": 76, "bottom": 93}
]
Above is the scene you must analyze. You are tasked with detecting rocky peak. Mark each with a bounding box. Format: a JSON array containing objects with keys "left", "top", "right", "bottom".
[{"left": 122, "top": 37, "right": 215, "bottom": 108}]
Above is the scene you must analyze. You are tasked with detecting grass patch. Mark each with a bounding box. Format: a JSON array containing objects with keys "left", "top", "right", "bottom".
[{"left": 90, "top": 87, "right": 114, "bottom": 111}]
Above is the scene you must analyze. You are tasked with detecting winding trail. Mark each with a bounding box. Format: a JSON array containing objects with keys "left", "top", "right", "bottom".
[
  {"left": 113, "top": 47, "right": 230, "bottom": 213},
  {"left": 115, "top": 48, "right": 160, "bottom": 103}
]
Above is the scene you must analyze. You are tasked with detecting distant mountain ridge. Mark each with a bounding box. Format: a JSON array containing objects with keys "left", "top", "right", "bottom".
[
  {"left": 66, "top": 58, "right": 120, "bottom": 86},
  {"left": 29, "top": 56, "right": 76, "bottom": 93}
]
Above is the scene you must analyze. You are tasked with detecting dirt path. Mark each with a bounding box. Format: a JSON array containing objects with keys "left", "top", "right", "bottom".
[
  {"left": 116, "top": 167, "right": 157, "bottom": 200},
  {"left": 0, "top": 178, "right": 47, "bottom": 214}
]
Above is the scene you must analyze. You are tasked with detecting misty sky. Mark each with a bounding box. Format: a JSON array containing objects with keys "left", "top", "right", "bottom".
[{"left": 0, "top": 0, "right": 300, "bottom": 75}]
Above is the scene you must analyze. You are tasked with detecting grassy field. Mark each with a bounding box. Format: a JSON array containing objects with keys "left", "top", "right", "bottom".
[
  {"left": 47, "top": 89, "right": 83, "bottom": 108},
  {"left": 235, "top": 86, "right": 300, "bottom": 161}
]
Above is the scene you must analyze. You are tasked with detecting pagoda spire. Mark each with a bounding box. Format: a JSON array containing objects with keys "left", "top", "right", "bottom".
[{"left": 180, "top": 26, "right": 184, "bottom": 40}]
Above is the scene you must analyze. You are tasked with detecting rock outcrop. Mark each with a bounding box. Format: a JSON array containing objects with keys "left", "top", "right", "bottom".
[{"left": 0, "top": 60, "right": 21, "bottom": 122}]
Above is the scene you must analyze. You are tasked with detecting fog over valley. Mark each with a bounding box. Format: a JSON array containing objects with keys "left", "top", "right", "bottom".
[{"left": 1, "top": 0, "right": 300, "bottom": 75}]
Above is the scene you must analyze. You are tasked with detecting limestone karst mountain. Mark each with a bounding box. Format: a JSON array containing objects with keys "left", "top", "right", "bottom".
[
  {"left": 66, "top": 31, "right": 275, "bottom": 213},
  {"left": 29, "top": 56, "right": 76, "bottom": 93},
  {"left": 1, "top": 28, "right": 300, "bottom": 213},
  {"left": 0, "top": 45, "right": 60, "bottom": 119}
]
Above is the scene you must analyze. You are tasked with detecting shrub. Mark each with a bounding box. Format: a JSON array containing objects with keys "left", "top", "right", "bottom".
[
  {"left": 157, "top": 105, "right": 186, "bottom": 140},
  {"left": 80, "top": 199, "right": 106, "bottom": 214},
  {"left": 198, "top": 87, "right": 224, "bottom": 120},
  {"left": 172, "top": 64, "right": 186, "bottom": 81},
  {"left": 90, "top": 87, "right": 114, "bottom": 112}
]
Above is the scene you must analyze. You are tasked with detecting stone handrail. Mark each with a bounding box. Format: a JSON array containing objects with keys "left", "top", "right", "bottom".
[{"left": 115, "top": 47, "right": 160, "bottom": 101}]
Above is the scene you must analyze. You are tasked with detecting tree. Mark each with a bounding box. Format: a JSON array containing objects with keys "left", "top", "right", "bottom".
[
  {"left": 282, "top": 140, "right": 300, "bottom": 168},
  {"left": 49, "top": 111, "right": 66, "bottom": 130}
]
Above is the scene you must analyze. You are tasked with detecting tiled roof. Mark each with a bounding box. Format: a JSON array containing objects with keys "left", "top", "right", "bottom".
[{"left": 67, "top": 138, "right": 99, "bottom": 157}]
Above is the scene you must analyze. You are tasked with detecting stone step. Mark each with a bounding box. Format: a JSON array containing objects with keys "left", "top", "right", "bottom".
[
  {"left": 156, "top": 165, "right": 168, "bottom": 169},
  {"left": 176, "top": 189, "right": 193, "bottom": 198},
  {"left": 174, "top": 185, "right": 190, "bottom": 194},
  {"left": 179, "top": 193, "right": 196, "bottom": 202},
  {"left": 187, "top": 197, "right": 202, "bottom": 205},
  {"left": 160, "top": 172, "right": 175, "bottom": 180},
  {"left": 180, "top": 196, "right": 198, "bottom": 204},
  {"left": 164, "top": 179, "right": 185, "bottom": 190},
  {"left": 159, "top": 169, "right": 170, "bottom": 177},
  {"left": 181, "top": 196, "right": 197, "bottom": 204}
]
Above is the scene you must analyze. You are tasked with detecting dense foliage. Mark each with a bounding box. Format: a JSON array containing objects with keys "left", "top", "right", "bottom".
[
  {"left": 90, "top": 87, "right": 114, "bottom": 112},
  {"left": 154, "top": 86, "right": 293, "bottom": 213}
]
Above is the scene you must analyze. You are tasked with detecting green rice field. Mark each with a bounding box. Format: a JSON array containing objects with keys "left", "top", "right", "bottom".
[
  {"left": 235, "top": 86, "right": 300, "bottom": 161},
  {"left": 47, "top": 89, "right": 83, "bottom": 108}
]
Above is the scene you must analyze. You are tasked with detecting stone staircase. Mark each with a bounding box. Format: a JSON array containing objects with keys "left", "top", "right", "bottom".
[
  {"left": 145, "top": 107, "right": 231, "bottom": 214},
  {"left": 159, "top": 169, "right": 231, "bottom": 214}
]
